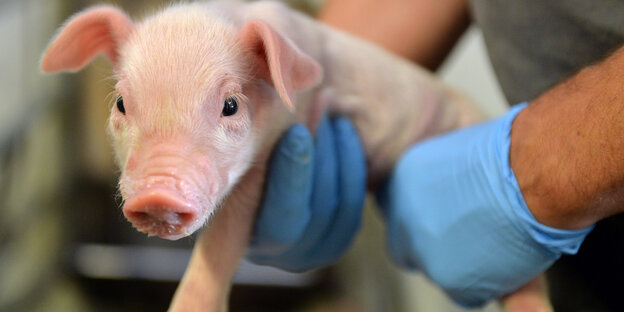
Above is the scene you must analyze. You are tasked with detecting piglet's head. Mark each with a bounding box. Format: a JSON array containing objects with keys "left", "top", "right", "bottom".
[{"left": 42, "top": 5, "right": 321, "bottom": 240}]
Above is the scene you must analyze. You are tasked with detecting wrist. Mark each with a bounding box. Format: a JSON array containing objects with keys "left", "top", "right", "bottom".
[
  {"left": 511, "top": 47, "right": 624, "bottom": 229},
  {"left": 501, "top": 103, "right": 592, "bottom": 255},
  {"left": 510, "top": 101, "right": 598, "bottom": 229}
]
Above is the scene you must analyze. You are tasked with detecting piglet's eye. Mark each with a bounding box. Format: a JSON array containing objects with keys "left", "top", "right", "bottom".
[
  {"left": 222, "top": 96, "right": 238, "bottom": 116},
  {"left": 116, "top": 96, "right": 125, "bottom": 114}
]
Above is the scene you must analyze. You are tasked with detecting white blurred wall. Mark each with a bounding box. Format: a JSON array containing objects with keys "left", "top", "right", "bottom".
[
  {"left": 440, "top": 26, "right": 508, "bottom": 117},
  {"left": 0, "top": 0, "right": 62, "bottom": 145}
]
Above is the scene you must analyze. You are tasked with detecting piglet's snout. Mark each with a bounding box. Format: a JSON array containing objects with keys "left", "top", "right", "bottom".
[
  {"left": 120, "top": 146, "right": 216, "bottom": 240},
  {"left": 123, "top": 187, "right": 199, "bottom": 240}
]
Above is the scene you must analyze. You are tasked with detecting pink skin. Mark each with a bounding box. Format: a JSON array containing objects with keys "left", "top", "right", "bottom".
[
  {"left": 109, "top": 8, "right": 261, "bottom": 239},
  {"left": 42, "top": 4, "right": 317, "bottom": 240},
  {"left": 41, "top": 2, "right": 550, "bottom": 311},
  {"left": 119, "top": 141, "right": 215, "bottom": 239}
]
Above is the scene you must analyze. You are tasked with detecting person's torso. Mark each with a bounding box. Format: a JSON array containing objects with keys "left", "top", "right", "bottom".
[{"left": 471, "top": 0, "right": 624, "bottom": 104}]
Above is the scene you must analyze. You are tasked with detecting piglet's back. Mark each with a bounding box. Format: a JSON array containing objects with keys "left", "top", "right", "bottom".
[{"left": 237, "top": 1, "right": 485, "bottom": 186}]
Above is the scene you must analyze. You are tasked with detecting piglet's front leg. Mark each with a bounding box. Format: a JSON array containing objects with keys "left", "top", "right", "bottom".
[{"left": 168, "top": 164, "right": 268, "bottom": 312}]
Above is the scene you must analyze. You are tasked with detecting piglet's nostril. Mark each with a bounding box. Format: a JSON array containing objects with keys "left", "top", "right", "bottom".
[
  {"left": 126, "top": 208, "right": 195, "bottom": 226},
  {"left": 134, "top": 208, "right": 195, "bottom": 225}
]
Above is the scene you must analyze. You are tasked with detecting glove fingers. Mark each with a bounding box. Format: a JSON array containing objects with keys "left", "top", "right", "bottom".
[
  {"left": 251, "top": 117, "right": 365, "bottom": 272},
  {"left": 288, "top": 115, "right": 341, "bottom": 254},
  {"left": 261, "top": 116, "right": 342, "bottom": 271},
  {"left": 311, "top": 117, "right": 366, "bottom": 264},
  {"left": 249, "top": 124, "right": 314, "bottom": 257}
]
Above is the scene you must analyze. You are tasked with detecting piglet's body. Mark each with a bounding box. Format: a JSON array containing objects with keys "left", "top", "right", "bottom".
[{"left": 41, "top": 1, "right": 537, "bottom": 311}]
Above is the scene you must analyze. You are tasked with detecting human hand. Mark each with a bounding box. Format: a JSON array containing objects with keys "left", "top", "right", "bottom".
[
  {"left": 247, "top": 116, "right": 367, "bottom": 272},
  {"left": 377, "top": 103, "right": 594, "bottom": 307}
]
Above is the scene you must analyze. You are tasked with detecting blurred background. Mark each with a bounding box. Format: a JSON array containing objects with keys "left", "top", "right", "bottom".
[{"left": 0, "top": 0, "right": 507, "bottom": 311}]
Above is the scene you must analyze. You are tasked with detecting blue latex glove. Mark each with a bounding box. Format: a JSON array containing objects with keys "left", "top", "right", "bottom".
[
  {"left": 247, "top": 116, "right": 367, "bottom": 272},
  {"left": 377, "top": 103, "right": 594, "bottom": 307}
]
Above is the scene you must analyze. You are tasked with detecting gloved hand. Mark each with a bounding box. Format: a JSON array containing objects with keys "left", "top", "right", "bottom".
[
  {"left": 377, "top": 103, "right": 594, "bottom": 307},
  {"left": 247, "top": 116, "right": 367, "bottom": 272}
]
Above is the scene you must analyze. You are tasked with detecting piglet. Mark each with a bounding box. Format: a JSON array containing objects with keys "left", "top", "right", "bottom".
[{"left": 41, "top": 1, "right": 549, "bottom": 311}]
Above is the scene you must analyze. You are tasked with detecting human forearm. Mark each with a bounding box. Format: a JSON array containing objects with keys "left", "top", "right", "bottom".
[
  {"left": 318, "top": 0, "right": 470, "bottom": 70},
  {"left": 511, "top": 47, "right": 624, "bottom": 229}
]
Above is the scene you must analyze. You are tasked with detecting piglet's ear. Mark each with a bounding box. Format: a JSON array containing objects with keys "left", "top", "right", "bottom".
[
  {"left": 41, "top": 6, "right": 133, "bottom": 73},
  {"left": 238, "top": 20, "right": 322, "bottom": 109}
]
